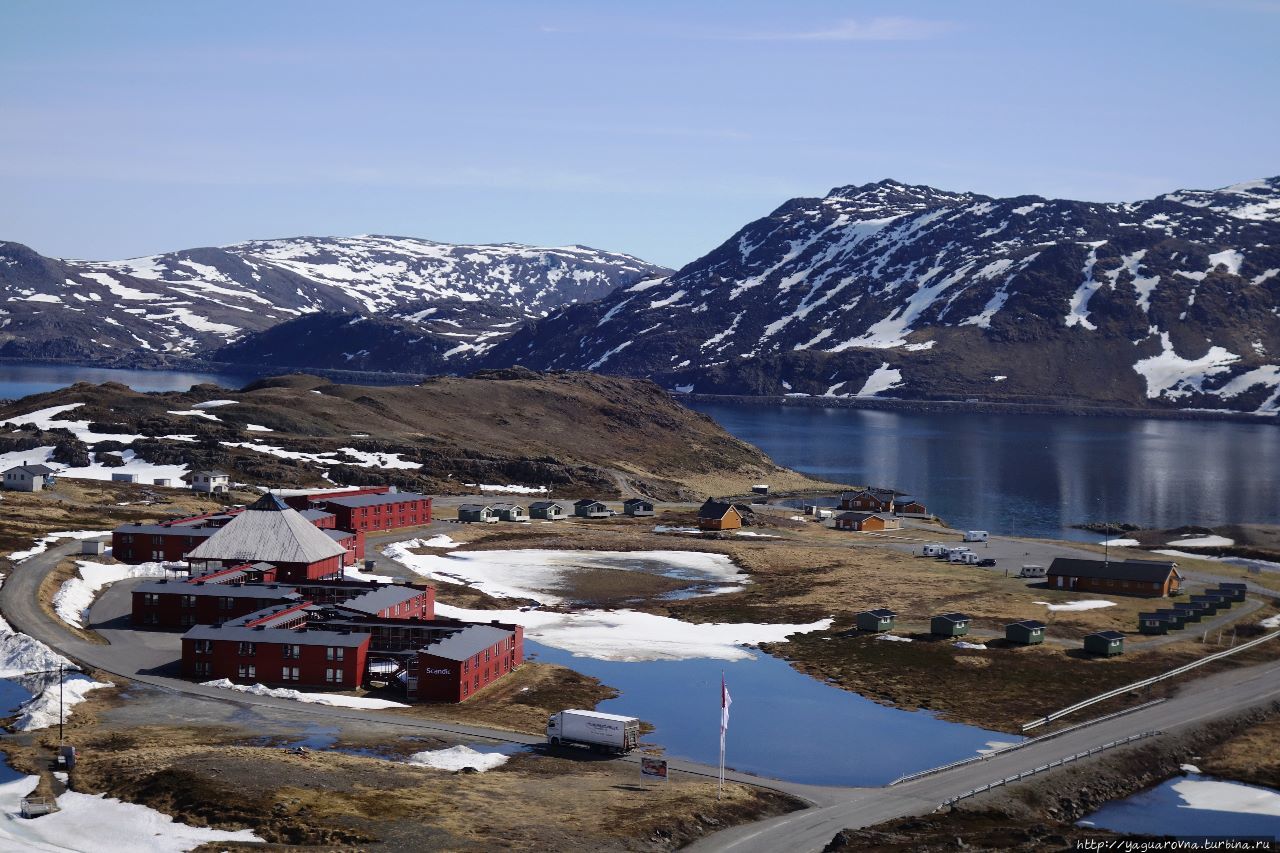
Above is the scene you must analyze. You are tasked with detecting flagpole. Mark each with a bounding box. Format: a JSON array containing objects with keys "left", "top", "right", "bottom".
[{"left": 718, "top": 670, "right": 724, "bottom": 800}]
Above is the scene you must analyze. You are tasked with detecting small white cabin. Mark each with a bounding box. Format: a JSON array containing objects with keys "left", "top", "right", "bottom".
[{"left": 191, "top": 470, "right": 230, "bottom": 494}]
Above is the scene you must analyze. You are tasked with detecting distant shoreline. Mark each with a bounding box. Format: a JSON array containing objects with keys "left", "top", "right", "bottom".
[{"left": 2, "top": 357, "right": 1276, "bottom": 424}]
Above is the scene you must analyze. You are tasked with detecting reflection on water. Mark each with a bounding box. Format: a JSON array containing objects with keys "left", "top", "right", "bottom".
[
  {"left": 0, "top": 363, "right": 258, "bottom": 399},
  {"left": 527, "top": 641, "right": 1015, "bottom": 786},
  {"left": 1081, "top": 772, "right": 1280, "bottom": 840},
  {"left": 686, "top": 402, "right": 1280, "bottom": 539}
]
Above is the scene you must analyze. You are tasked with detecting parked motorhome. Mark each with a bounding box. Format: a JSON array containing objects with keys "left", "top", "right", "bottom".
[
  {"left": 963, "top": 530, "right": 989, "bottom": 543},
  {"left": 1018, "top": 565, "right": 1047, "bottom": 579},
  {"left": 921, "top": 543, "right": 947, "bottom": 557}
]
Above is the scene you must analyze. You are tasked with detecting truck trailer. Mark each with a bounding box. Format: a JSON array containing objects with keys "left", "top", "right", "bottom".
[{"left": 547, "top": 709, "right": 640, "bottom": 753}]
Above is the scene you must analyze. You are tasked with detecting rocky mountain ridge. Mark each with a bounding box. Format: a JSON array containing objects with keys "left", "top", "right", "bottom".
[{"left": 0, "top": 235, "right": 668, "bottom": 365}]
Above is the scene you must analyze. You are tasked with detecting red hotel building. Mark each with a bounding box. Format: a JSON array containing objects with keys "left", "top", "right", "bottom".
[
  {"left": 183, "top": 614, "right": 371, "bottom": 688},
  {"left": 185, "top": 494, "right": 348, "bottom": 582},
  {"left": 311, "top": 491, "right": 433, "bottom": 533},
  {"left": 412, "top": 624, "right": 525, "bottom": 702},
  {"left": 112, "top": 506, "right": 363, "bottom": 566}
]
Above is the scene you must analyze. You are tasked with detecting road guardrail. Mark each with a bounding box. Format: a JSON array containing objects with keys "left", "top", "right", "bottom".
[{"left": 1022, "top": 630, "right": 1280, "bottom": 731}]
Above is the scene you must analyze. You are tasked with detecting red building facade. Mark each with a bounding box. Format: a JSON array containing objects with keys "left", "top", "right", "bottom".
[
  {"left": 411, "top": 624, "right": 525, "bottom": 702},
  {"left": 315, "top": 492, "right": 433, "bottom": 533},
  {"left": 182, "top": 623, "right": 371, "bottom": 688}
]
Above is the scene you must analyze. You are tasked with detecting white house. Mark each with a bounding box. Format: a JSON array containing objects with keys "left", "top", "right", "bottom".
[
  {"left": 190, "top": 470, "right": 230, "bottom": 494},
  {"left": 3, "top": 463, "right": 56, "bottom": 492}
]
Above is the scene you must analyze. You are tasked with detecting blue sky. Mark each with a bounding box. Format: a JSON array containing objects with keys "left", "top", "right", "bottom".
[{"left": 2, "top": 1, "right": 1277, "bottom": 268}]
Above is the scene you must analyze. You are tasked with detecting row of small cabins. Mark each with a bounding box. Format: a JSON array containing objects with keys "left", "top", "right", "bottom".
[
  {"left": 119, "top": 493, "right": 521, "bottom": 703},
  {"left": 2, "top": 464, "right": 236, "bottom": 493},
  {"left": 854, "top": 581, "right": 1246, "bottom": 656},
  {"left": 458, "top": 498, "right": 656, "bottom": 523}
]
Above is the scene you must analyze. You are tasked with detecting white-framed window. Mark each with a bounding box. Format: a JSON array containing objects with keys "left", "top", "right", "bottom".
[
  {"left": 281, "top": 666, "right": 300, "bottom": 681},
  {"left": 238, "top": 642, "right": 256, "bottom": 656},
  {"left": 181, "top": 595, "right": 196, "bottom": 608},
  {"left": 325, "top": 668, "right": 343, "bottom": 683},
  {"left": 282, "top": 644, "right": 301, "bottom": 660},
  {"left": 238, "top": 664, "right": 256, "bottom": 679},
  {"left": 194, "top": 662, "right": 211, "bottom": 678},
  {"left": 326, "top": 647, "right": 344, "bottom": 661},
  {"left": 194, "top": 640, "right": 213, "bottom": 654},
  {"left": 143, "top": 593, "right": 160, "bottom": 605}
]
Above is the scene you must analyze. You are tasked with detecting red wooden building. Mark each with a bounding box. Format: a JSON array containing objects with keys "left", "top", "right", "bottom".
[
  {"left": 411, "top": 624, "right": 525, "bottom": 702},
  {"left": 839, "top": 489, "right": 897, "bottom": 513},
  {"left": 1046, "top": 558, "right": 1183, "bottom": 598},
  {"left": 182, "top": 619, "right": 371, "bottom": 687},
  {"left": 311, "top": 491, "right": 433, "bottom": 533}
]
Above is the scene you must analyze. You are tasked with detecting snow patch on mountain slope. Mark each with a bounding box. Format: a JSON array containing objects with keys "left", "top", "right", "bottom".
[{"left": 1133, "top": 333, "right": 1240, "bottom": 399}]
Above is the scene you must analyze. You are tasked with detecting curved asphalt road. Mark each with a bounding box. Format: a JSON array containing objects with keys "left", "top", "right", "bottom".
[{"left": 5, "top": 539, "right": 1280, "bottom": 852}]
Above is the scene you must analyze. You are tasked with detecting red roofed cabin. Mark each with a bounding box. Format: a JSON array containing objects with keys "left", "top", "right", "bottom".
[
  {"left": 698, "top": 499, "right": 743, "bottom": 531},
  {"left": 183, "top": 493, "right": 348, "bottom": 582}
]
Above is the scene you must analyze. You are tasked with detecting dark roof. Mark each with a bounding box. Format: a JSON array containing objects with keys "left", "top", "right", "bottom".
[
  {"left": 623, "top": 498, "right": 653, "bottom": 507},
  {"left": 419, "top": 625, "right": 513, "bottom": 661},
  {"left": 933, "top": 612, "right": 971, "bottom": 623},
  {"left": 490, "top": 502, "right": 523, "bottom": 511},
  {"left": 1139, "top": 612, "right": 1172, "bottom": 621},
  {"left": 458, "top": 503, "right": 492, "bottom": 512},
  {"left": 1087, "top": 630, "right": 1126, "bottom": 640},
  {"left": 298, "top": 509, "right": 335, "bottom": 522},
  {"left": 248, "top": 493, "right": 289, "bottom": 512},
  {"left": 1217, "top": 582, "right": 1247, "bottom": 591},
  {"left": 319, "top": 491, "right": 428, "bottom": 509},
  {"left": 574, "top": 498, "right": 605, "bottom": 507},
  {"left": 113, "top": 523, "right": 218, "bottom": 537},
  {"left": 698, "top": 499, "right": 737, "bottom": 519},
  {"left": 5, "top": 463, "right": 55, "bottom": 475},
  {"left": 324, "top": 529, "right": 356, "bottom": 542},
  {"left": 528, "top": 501, "right": 562, "bottom": 511},
  {"left": 183, "top": 624, "right": 369, "bottom": 647},
  {"left": 134, "top": 580, "right": 299, "bottom": 600},
  {"left": 1047, "top": 558, "right": 1179, "bottom": 583},
  {"left": 1007, "top": 619, "right": 1046, "bottom": 629},
  {"left": 339, "top": 585, "right": 426, "bottom": 615},
  {"left": 840, "top": 488, "right": 896, "bottom": 500},
  {"left": 836, "top": 512, "right": 892, "bottom": 522},
  {"left": 194, "top": 469, "right": 229, "bottom": 477},
  {"left": 861, "top": 608, "right": 897, "bottom": 618}
]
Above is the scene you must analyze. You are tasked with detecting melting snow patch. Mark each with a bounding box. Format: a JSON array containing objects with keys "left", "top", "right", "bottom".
[
  {"left": 856, "top": 363, "right": 904, "bottom": 397},
  {"left": 1260, "top": 615, "right": 1280, "bottom": 629},
  {"left": 191, "top": 399, "right": 237, "bottom": 409},
  {"left": 1101, "top": 538, "right": 1140, "bottom": 547},
  {"left": 13, "top": 674, "right": 112, "bottom": 731},
  {"left": 1033, "top": 600, "right": 1116, "bottom": 612},
  {"left": 167, "top": 409, "right": 222, "bottom": 421},
  {"left": 54, "top": 560, "right": 170, "bottom": 628},
  {"left": 978, "top": 740, "right": 1019, "bottom": 755},
  {"left": 875, "top": 634, "right": 913, "bottom": 643},
  {"left": 414, "top": 534, "right": 461, "bottom": 548},
  {"left": 1171, "top": 777, "right": 1280, "bottom": 817},
  {"left": 1133, "top": 332, "right": 1239, "bottom": 400},
  {"left": 244, "top": 423, "right": 274, "bottom": 432},
  {"left": 1167, "top": 535, "right": 1234, "bottom": 548},
  {"left": 734, "top": 531, "right": 780, "bottom": 538},
  {"left": 200, "top": 680, "right": 409, "bottom": 708},
  {"left": 7, "top": 530, "right": 110, "bottom": 563},
  {"left": 954, "top": 641, "right": 987, "bottom": 650},
  {"left": 406, "top": 745, "right": 509, "bottom": 772},
  {"left": 464, "top": 483, "right": 549, "bottom": 494},
  {"left": 0, "top": 770, "right": 263, "bottom": 851},
  {"left": 436, "top": 603, "right": 830, "bottom": 662},
  {"left": 1181, "top": 763, "right": 1203, "bottom": 774},
  {"left": 654, "top": 525, "right": 701, "bottom": 534}
]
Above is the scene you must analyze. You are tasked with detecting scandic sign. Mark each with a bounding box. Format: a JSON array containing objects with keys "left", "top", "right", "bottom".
[{"left": 422, "top": 667, "right": 453, "bottom": 676}]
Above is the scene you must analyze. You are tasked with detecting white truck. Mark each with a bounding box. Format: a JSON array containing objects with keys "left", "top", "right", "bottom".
[
  {"left": 963, "top": 530, "right": 989, "bottom": 543},
  {"left": 547, "top": 709, "right": 640, "bottom": 753}
]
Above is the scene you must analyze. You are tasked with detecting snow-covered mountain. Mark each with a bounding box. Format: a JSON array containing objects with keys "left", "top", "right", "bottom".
[
  {"left": 484, "top": 177, "right": 1280, "bottom": 413},
  {"left": 0, "top": 236, "right": 667, "bottom": 363}
]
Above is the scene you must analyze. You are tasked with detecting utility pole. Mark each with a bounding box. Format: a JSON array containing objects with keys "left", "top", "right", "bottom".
[{"left": 58, "top": 663, "right": 64, "bottom": 746}]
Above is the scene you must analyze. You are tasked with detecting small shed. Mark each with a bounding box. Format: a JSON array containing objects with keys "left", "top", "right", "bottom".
[
  {"left": 751, "top": 484, "right": 769, "bottom": 496},
  {"left": 1005, "top": 619, "right": 1045, "bottom": 645},
  {"left": 1215, "top": 583, "right": 1247, "bottom": 603},
  {"left": 623, "top": 498, "right": 656, "bottom": 517},
  {"left": 1155, "top": 608, "right": 1187, "bottom": 630},
  {"left": 1172, "top": 601, "right": 1206, "bottom": 623},
  {"left": 458, "top": 503, "right": 497, "bottom": 523},
  {"left": 490, "top": 503, "right": 526, "bottom": 522},
  {"left": 110, "top": 472, "right": 138, "bottom": 483},
  {"left": 1083, "top": 630, "right": 1125, "bottom": 656},
  {"left": 528, "top": 501, "right": 566, "bottom": 520},
  {"left": 855, "top": 608, "right": 897, "bottom": 633},
  {"left": 1200, "top": 589, "right": 1232, "bottom": 609},
  {"left": 930, "top": 612, "right": 971, "bottom": 637},
  {"left": 574, "top": 499, "right": 611, "bottom": 519},
  {"left": 80, "top": 540, "right": 106, "bottom": 557},
  {"left": 1137, "top": 612, "right": 1170, "bottom": 635},
  {"left": 153, "top": 477, "right": 173, "bottom": 487}
]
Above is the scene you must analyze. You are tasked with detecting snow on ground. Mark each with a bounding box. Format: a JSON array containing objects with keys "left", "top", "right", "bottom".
[
  {"left": 855, "top": 363, "right": 904, "bottom": 397},
  {"left": 344, "top": 566, "right": 397, "bottom": 583},
  {"left": 654, "top": 525, "right": 701, "bottom": 534},
  {"left": 13, "top": 674, "right": 112, "bottom": 731},
  {"left": 244, "top": 423, "right": 273, "bottom": 432},
  {"left": 414, "top": 534, "right": 460, "bottom": 548},
  {"left": 0, "top": 769, "right": 263, "bottom": 852},
  {"left": 1132, "top": 332, "right": 1239, "bottom": 400},
  {"left": 1260, "top": 615, "right": 1280, "bottom": 629},
  {"left": 464, "top": 483, "right": 549, "bottom": 494},
  {"left": 383, "top": 545, "right": 746, "bottom": 605},
  {"left": 191, "top": 399, "right": 238, "bottom": 409},
  {"left": 0, "top": 595, "right": 73, "bottom": 679},
  {"left": 221, "top": 441, "right": 421, "bottom": 470},
  {"left": 0, "top": 403, "right": 143, "bottom": 443},
  {"left": 406, "top": 745, "right": 509, "bottom": 772},
  {"left": 1181, "top": 763, "right": 1203, "bottom": 774},
  {"left": 954, "top": 641, "right": 987, "bottom": 650},
  {"left": 1166, "top": 535, "right": 1235, "bottom": 548},
  {"left": 1033, "top": 599, "right": 1117, "bottom": 612},
  {"left": 0, "top": 445, "right": 57, "bottom": 472},
  {"left": 435, "top": 603, "right": 831, "bottom": 662},
  {"left": 201, "top": 679, "right": 408, "bottom": 709},
  {"left": 1172, "top": 776, "right": 1280, "bottom": 816},
  {"left": 875, "top": 634, "right": 913, "bottom": 643},
  {"left": 7, "top": 530, "right": 110, "bottom": 563},
  {"left": 734, "top": 531, "right": 779, "bottom": 539},
  {"left": 166, "top": 409, "right": 221, "bottom": 421},
  {"left": 54, "top": 560, "right": 170, "bottom": 628},
  {"left": 58, "top": 450, "right": 190, "bottom": 484},
  {"left": 1100, "top": 538, "right": 1141, "bottom": 547}
]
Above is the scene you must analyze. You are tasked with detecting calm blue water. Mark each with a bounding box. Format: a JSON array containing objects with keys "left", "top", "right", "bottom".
[
  {"left": 0, "top": 363, "right": 256, "bottom": 399},
  {"left": 526, "top": 641, "right": 1013, "bottom": 786},
  {"left": 1081, "top": 773, "right": 1280, "bottom": 841},
  {"left": 686, "top": 401, "right": 1280, "bottom": 540}
]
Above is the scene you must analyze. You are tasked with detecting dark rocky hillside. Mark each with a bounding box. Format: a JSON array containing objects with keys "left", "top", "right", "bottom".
[{"left": 484, "top": 177, "right": 1280, "bottom": 413}]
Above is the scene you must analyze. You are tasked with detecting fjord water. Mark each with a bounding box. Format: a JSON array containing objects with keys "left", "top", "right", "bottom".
[
  {"left": 686, "top": 401, "right": 1280, "bottom": 540},
  {"left": 0, "top": 363, "right": 257, "bottom": 399},
  {"left": 528, "top": 641, "right": 1013, "bottom": 786}
]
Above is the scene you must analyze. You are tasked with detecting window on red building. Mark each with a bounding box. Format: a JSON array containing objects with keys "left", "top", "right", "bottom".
[
  {"left": 181, "top": 595, "right": 196, "bottom": 608},
  {"left": 325, "top": 668, "right": 343, "bottom": 683},
  {"left": 326, "top": 647, "right": 344, "bottom": 661},
  {"left": 238, "top": 642, "right": 256, "bottom": 656},
  {"left": 282, "top": 666, "right": 300, "bottom": 681},
  {"left": 194, "top": 640, "right": 212, "bottom": 654},
  {"left": 143, "top": 593, "right": 159, "bottom": 606},
  {"left": 195, "top": 662, "right": 211, "bottom": 678},
  {"left": 282, "top": 644, "right": 301, "bottom": 659},
  {"left": 219, "top": 597, "right": 234, "bottom": 610},
  {"left": 238, "top": 664, "right": 256, "bottom": 679}
]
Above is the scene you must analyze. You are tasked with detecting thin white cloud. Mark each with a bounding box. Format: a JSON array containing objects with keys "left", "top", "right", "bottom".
[{"left": 726, "top": 17, "right": 954, "bottom": 42}]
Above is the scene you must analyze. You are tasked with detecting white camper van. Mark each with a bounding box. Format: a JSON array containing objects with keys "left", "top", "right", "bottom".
[
  {"left": 949, "top": 550, "right": 980, "bottom": 565},
  {"left": 963, "top": 530, "right": 989, "bottom": 543},
  {"left": 921, "top": 543, "right": 947, "bottom": 557},
  {"left": 1018, "top": 564, "right": 1047, "bottom": 579}
]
